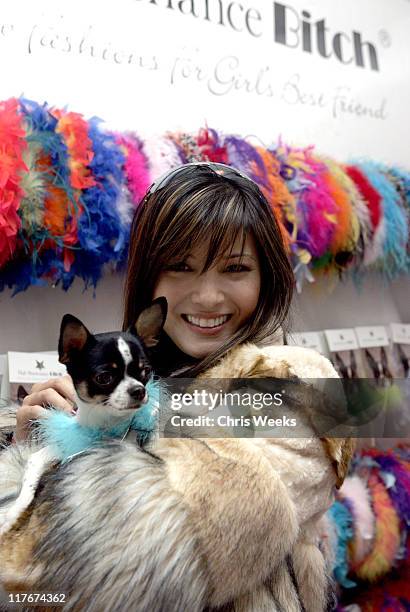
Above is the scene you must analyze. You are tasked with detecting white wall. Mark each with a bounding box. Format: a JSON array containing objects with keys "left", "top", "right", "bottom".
[
  {"left": 291, "top": 273, "right": 409, "bottom": 332},
  {"left": 0, "top": 273, "right": 125, "bottom": 353}
]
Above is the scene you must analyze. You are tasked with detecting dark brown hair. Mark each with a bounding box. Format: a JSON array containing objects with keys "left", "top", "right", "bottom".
[{"left": 123, "top": 164, "right": 294, "bottom": 376}]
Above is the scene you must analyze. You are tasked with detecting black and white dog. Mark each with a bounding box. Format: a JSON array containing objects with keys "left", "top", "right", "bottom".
[{"left": 0, "top": 297, "right": 167, "bottom": 536}]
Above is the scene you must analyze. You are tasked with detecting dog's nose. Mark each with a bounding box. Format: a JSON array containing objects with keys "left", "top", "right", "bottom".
[{"left": 129, "top": 386, "right": 146, "bottom": 402}]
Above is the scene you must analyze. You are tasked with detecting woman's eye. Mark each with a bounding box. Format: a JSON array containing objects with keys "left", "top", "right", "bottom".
[
  {"left": 94, "top": 372, "right": 115, "bottom": 386},
  {"left": 225, "top": 264, "right": 250, "bottom": 273},
  {"left": 165, "top": 262, "right": 191, "bottom": 272}
]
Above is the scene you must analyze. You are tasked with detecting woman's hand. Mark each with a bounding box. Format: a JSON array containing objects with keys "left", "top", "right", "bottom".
[{"left": 15, "top": 375, "right": 76, "bottom": 442}]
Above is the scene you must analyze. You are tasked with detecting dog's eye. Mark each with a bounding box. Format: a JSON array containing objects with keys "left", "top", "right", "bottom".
[
  {"left": 141, "top": 366, "right": 152, "bottom": 381},
  {"left": 94, "top": 372, "right": 114, "bottom": 386}
]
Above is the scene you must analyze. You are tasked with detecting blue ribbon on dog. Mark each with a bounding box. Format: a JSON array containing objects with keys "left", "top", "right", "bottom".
[{"left": 36, "top": 378, "right": 162, "bottom": 463}]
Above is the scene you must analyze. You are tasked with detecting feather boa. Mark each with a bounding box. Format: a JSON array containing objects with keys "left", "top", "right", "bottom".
[
  {"left": 327, "top": 500, "right": 356, "bottom": 588},
  {"left": 141, "top": 134, "right": 181, "bottom": 179},
  {"left": 322, "top": 166, "right": 357, "bottom": 265},
  {"left": 298, "top": 152, "right": 338, "bottom": 260},
  {"left": 224, "top": 135, "right": 267, "bottom": 187},
  {"left": 72, "top": 118, "right": 128, "bottom": 289},
  {"left": 116, "top": 133, "right": 150, "bottom": 207},
  {"left": 196, "top": 126, "right": 228, "bottom": 163},
  {"left": 355, "top": 471, "right": 401, "bottom": 581},
  {"left": 362, "top": 449, "right": 410, "bottom": 528},
  {"left": 0, "top": 99, "right": 27, "bottom": 267},
  {"left": 18, "top": 99, "right": 78, "bottom": 284},
  {"left": 339, "top": 475, "right": 375, "bottom": 565},
  {"left": 345, "top": 164, "right": 384, "bottom": 268},
  {"left": 357, "top": 161, "right": 408, "bottom": 277},
  {"left": 321, "top": 157, "right": 369, "bottom": 261},
  {"left": 248, "top": 146, "right": 293, "bottom": 249}
]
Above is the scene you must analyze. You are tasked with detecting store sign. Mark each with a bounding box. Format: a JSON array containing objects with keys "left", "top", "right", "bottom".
[
  {"left": 0, "top": 0, "right": 408, "bottom": 163},
  {"left": 273, "top": 3, "right": 379, "bottom": 71},
  {"left": 136, "top": 1, "right": 381, "bottom": 71}
]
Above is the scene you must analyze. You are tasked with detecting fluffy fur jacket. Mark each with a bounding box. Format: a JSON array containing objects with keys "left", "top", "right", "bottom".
[{"left": 0, "top": 343, "right": 354, "bottom": 612}]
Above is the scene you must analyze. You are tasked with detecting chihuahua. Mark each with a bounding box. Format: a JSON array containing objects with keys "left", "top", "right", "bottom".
[{"left": 0, "top": 297, "right": 167, "bottom": 536}]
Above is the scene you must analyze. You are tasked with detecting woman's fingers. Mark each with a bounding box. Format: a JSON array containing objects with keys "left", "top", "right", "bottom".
[
  {"left": 29, "top": 375, "right": 76, "bottom": 404},
  {"left": 23, "top": 388, "right": 75, "bottom": 414},
  {"left": 15, "top": 375, "right": 76, "bottom": 443},
  {"left": 15, "top": 404, "right": 49, "bottom": 443}
]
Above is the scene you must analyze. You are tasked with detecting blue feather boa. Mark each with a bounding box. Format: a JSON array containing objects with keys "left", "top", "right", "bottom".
[
  {"left": 37, "top": 377, "right": 162, "bottom": 463},
  {"left": 327, "top": 499, "right": 356, "bottom": 588}
]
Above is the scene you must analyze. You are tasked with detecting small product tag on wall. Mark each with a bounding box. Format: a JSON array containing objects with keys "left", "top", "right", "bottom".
[
  {"left": 391, "top": 323, "right": 410, "bottom": 345},
  {"left": 324, "top": 328, "right": 359, "bottom": 352},
  {"left": 288, "top": 331, "right": 326, "bottom": 354},
  {"left": 355, "top": 325, "right": 389, "bottom": 348}
]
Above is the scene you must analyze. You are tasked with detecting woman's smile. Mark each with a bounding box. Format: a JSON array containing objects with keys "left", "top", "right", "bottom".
[{"left": 182, "top": 313, "right": 233, "bottom": 334}]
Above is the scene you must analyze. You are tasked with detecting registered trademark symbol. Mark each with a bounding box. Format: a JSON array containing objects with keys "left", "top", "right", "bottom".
[{"left": 378, "top": 30, "right": 391, "bottom": 48}]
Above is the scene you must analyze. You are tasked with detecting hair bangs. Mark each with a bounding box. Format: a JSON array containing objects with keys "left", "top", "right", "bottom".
[{"left": 155, "top": 183, "right": 254, "bottom": 272}]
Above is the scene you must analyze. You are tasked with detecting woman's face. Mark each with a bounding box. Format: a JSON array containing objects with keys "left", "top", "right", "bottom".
[{"left": 152, "top": 233, "right": 261, "bottom": 359}]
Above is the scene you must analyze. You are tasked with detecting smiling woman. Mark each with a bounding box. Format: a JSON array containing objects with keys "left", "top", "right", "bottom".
[
  {"left": 123, "top": 161, "right": 295, "bottom": 376},
  {"left": 2, "top": 162, "right": 330, "bottom": 612}
]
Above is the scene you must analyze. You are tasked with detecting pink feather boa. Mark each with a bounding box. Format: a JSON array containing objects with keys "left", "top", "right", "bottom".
[{"left": 339, "top": 474, "right": 375, "bottom": 566}]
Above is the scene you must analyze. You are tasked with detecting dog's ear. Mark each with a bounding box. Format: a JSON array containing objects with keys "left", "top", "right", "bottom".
[
  {"left": 133, "top": 297, "right": 168, "bottom": 348},
  {"left": 321, "top": 437, "right": 356, "bottom": 488},
  {"left": 59, "top": 314, "right": 92, "bottom": 365},
  {"left": 17, "top": 385, "right": 29, "bottom": 405}
]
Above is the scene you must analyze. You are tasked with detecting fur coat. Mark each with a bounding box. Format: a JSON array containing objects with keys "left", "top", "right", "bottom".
[{"left": 0, "top": 343, "right": 354, "bottom": 612}]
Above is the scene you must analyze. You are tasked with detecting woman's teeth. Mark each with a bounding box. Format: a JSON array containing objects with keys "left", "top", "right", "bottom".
[{"left": 185, "top": 315, "right": 229, "bottom": 328}]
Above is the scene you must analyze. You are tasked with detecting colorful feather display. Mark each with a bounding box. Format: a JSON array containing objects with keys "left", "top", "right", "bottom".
[
  {"left": 325, "top": 445, "right": 410, "bottom": 610},
  {"left": 0, "top": 97, "right": 410, "bottom": 293}
]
